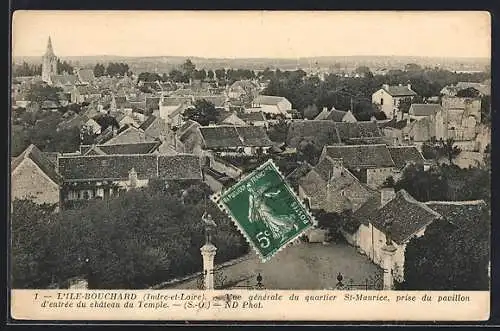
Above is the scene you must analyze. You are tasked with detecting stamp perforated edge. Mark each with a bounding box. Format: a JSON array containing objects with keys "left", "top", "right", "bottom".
[{"left": 210, "top": 158, "right": 317, "bottom": 263}]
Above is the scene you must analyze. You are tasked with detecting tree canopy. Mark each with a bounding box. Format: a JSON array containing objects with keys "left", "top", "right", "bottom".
[
  {"left": 183, "top": 99, "right": 219, "bottom": 126},
  {"left": 11, "top": 182, "right": 249, "bottom": 289}
]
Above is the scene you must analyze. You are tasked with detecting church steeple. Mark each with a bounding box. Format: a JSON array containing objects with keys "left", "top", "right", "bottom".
[
  {"left": 42, "top": 36, "right": 58, "bottom": 83},
  {"left": 45, "top": 36, "right": 55, "bottom": 57}
]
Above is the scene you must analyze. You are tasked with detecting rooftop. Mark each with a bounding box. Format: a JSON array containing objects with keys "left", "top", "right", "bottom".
[
  {"left": 58, "top": 154, "right": 202, "bottom": 182},
  {"left": 382, "top": 85, "right": 417, "bottom": 97},
  {"left": 11, "top": 144, "right": 62, "bottom": 185},
  {"left": 409, "top": 104, "right": 443, "bottom": 117},
  {"left": 324, "top": 144, "right": 395, "bottom": 169}
]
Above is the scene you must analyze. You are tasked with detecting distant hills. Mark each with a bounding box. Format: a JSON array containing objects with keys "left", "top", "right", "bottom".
[{"left": 12, "top": 55, "right": 490, "bottom": 73}]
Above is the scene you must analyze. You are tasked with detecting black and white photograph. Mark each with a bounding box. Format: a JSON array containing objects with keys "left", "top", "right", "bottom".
[{"left": 9, "top": 10, "right": 491, "bottom": 320}]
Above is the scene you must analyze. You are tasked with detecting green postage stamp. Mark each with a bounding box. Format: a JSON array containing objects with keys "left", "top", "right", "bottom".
[{"left": 212, "top": 159, "right": 315, "bottom": 262}]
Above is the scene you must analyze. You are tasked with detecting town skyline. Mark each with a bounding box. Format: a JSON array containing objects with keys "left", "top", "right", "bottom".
[{"left": 12, "top": 11, "right": 491, "bottom": 59}]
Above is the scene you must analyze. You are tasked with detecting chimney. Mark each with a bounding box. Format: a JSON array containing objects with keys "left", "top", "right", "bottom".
[
  {"left": 380, "top": 187, "right": 396, "bottom": 207},
  {"left": 323, "top": 107, "right": 328, "bottom": 112},
  {"left": 407, "top": 83, "right": 412, "bottom": 90},
  {"left": 382, "top": 84, "right": 389, "bottom": 91}
]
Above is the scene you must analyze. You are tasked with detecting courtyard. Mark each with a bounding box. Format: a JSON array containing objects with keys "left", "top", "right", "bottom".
[{"left": 166, "top": 240, "right": 383, "bottom": 290}]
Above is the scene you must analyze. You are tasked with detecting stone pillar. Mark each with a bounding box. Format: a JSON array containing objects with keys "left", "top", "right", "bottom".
[
  {"left": 200, "top": 243, "right": 217, "bottom": 290},
  {"left": 381, "top": 240, "right": 397, "bottom": 290}
]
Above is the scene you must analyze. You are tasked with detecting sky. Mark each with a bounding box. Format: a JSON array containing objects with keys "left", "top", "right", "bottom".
[{"left": 12, "top": 11, "right": 491, "bottom": 59}]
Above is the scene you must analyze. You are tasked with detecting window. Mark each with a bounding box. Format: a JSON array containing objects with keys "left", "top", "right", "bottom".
[
  {"left": 380, "top": 98, "right": 384, "bottom": 105},
  {"left": 83, "top": 191, "right": 90, "bottom": 200}
]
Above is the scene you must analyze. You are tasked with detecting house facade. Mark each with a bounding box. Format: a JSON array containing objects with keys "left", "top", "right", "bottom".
[
  {"left": 11, "top": 144, "right": 62, "bottom": 206},
  {"left": 372, "top": 84, "right": 418, "bottom": 120}
]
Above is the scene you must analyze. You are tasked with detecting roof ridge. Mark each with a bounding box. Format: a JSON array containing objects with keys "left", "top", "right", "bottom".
[
  {"left": 425, "top": 200, "right": 486, "bottom": 205},
  {"left": 398, "top": 189, "right": 443, "bottom": 219}
]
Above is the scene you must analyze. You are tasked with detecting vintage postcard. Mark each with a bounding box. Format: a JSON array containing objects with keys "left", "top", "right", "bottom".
[{"left": 9, "top": 10, "right": 491, "bottom": 322}]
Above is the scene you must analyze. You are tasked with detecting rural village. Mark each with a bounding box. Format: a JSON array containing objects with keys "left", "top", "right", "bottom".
[{"left": 11, "top": 36, "right": 491, "bottom": 291}]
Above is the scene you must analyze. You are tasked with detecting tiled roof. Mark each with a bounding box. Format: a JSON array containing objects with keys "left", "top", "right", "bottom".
[
  {"left": 351, "top": 192, "right": 381, "bottom": 227},
  {"left": 425, "top": 200, "right": 488, "bottom": 228},
  {"left": 58, "top": 154, "right": 202, "bottom": 182},
  {"left": 235, "top": 126, "right": 273, "bottom": 147},
  {"left": 238, "top": 111, "right": 267, "bottom": 122},
  {"left": 199, "top": 125, "right": 273, "bottom": 148},
  {"left": 85, "top": 142, "right": 161, "bottom": 155},
  {"left": 177, "top": 120, "right": 201, "bottom": 143},
  {"left": 139, "top": 115, "right": 157, "bottom": 131},
  {"left": 383, "top": 85, "right": 418, "bottom": 97},
  {"left": 387, "top": 146, "right": 425, "bottom": 170},
  {"left": 286, "top": 120, "right": 340, "bottom": 148},
  {"left": 161, "top": 96, "right": 192, "bottom": 106},
  {"left": 50, "top": 74, "right": 78, "bottom": 86},
  {"left": 326, "top": 109, "right": 349, "bottom": 122},
  {"left": 103, "top": 126, "right": 156, "bottom": 145},
  {"left": 77, "top": 69, "right": 95, "bottom": 83},
  {"left": 195, "top": 96, "right": 226, "bottom": 108},
  {"left": 12, "top": 144, "right": 62, "bottom": 185},
  {"left": 409, "top": 104, "right": 442, "bottom": 117},
  {"left": 455, "top": 82, "right": 490, "bottom": 96},
  {"left": 335, "top": 122, "right": 382, "bottom": 142},
  {"left": 200, "top": 126, "right": 241, "bottom": 148},
  {"left": 370, "top": 190, "right": 442, "bottom": 244},
  {"left": 324, "top": 144, "right": 395, "bottom": 169},
  {"left": 381, "top": 118, "right": 408, "bottom": 130},
  {"left": 253, "top": 95, "right": 289, "bottom": 106}
]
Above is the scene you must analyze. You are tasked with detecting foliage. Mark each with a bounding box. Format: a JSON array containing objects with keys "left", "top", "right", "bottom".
[
  {"left": 11, "top": 183, "right": 249, "bottom": 289},
  {"left": 480, "top": 95, "right": 491, "bottom": 124},
  {"left": 94, "top": 114, "right": 120, "bottom": 131},
  {"left": 297, "top": 139, "right": 322, "bottom": 165},
  {"left": 11, "top": 111, "right": 82, "bottom": 156},
  {"left": 105, "top": 62, "right": 130, "bottom": 77},
  {"left": 26, "top": 83, "right": 62, "bottom": 104},
  {"left": 57, "top": 59, "right": 74, "bottom": 75},
  {"left": 456, "top": 87, "right": 481, "bottom": 98},
  {"left": 183, "top": 99, "right": 219, "bottom": 126},
  {"left": 395, "top": 163, "right": 490, "bottom": 202},
  {"left": 303, "top": 104, "right": 319, "bottom": 119},
  {"left": 401, "top": 209, "right": 490, "bottom": 290},
  {"left": 11, "top": 199, "right": 59, "bottom": 288},
  {"left": 421, "top": 137, "right": 461, "bottom": 163},
  {"left": 93, "top": 63, "right": 106, "bottom": 77},
  {"left": 13, "top": 62, "right": 42, "bottom": 77},
  {"left": 138, "top": 72, "right": 163, "bottom": 83},
  {"left": 267, "top": 119, "right": 289, "bottom": 143}
]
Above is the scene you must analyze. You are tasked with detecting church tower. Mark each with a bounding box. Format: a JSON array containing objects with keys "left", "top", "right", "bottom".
[{"left": 42, "top": 36, "right": 58, "bottom": 83}]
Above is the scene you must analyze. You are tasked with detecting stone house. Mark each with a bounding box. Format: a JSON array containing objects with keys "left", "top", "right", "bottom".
[
  {"left": 58, "top": 154, "right": 202, "bottom": 203},
  {"left": 228, "top": 80, "right": 259, "bottom": 101},
  {"left": 440, "top": 81, "right": 490, "bottom": 97},
  {"left": 346, "top": 188, "right": 442, "bottom": 282},
  {"left": 372, "top": 83, "right": 418, "bottom": 120},
  {"left": 321, "top": 144, "right": 395, "bottom": 189},
  {"left": 298, "top": 156, "right": 375, "bottom": 215},
  {"left": 158, "top": 96, "right": 193, "bottom": 129},
  {"left": 441, "top": 96, "right": 481, "bottom": 142},
  {"left": 102, "top": 126, "right": 157, "bottom": 145},
  {"left": 173, "top": 120, "right": 204, "bottom": 155},
  {"left": 11, "top": 144, "right": 63, "bottom": 206}
]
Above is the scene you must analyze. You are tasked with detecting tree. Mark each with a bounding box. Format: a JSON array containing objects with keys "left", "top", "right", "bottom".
[
  {"left": 95, "top": 114, "right": 120, "bottom": 131},
  {"left": 398, "top": 97, "right": 413, "bottom": 114},
  {"left": 402, "top": 207, "right": 490, "bottom": 290},
  {"left": 297, "top": 139, "right": 322, "bottom": 165},
  {"left": 207, "top": 70, "right": 215, "bottom": 80},
  {"left": 267, "top": 119, "right": 289, "bottom": 143},
  {"left": 440, "top": 137, "right": 461, "bottom": 164},
  {"left": 354, "top": 66, "right": 372, "bottom": 77},
  {"left": 303, "top": 104, "right": 319, "bottom": 120},
  {"left": 181, "top": 59, "right": 196, "bottom": 79},
  {"left": 183, "top": 99, "right": 219, "bottom": 126},
  {"left": 57, "top": 59, "right": 74, "bottom": 75},
  {"left": 404, "top": 63, "right": 422, "bottom": 72},
  {"left": 480, "top": 95, "right": 491, "bottom": 124},
  {"left": 214, "top": 68, "right": 226, "bottom": 82},
  {"left": 26, "top": 83, "right": 62, "bottom": 104},
  {"left": 456, "top": 87, "right": 480, "bottom": 98},
  {"left": 93, "top": 63, "right": 106, "bottom": 77},
  {"left": 11, "top": 198, "right": 58, "bottom": 288}
]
